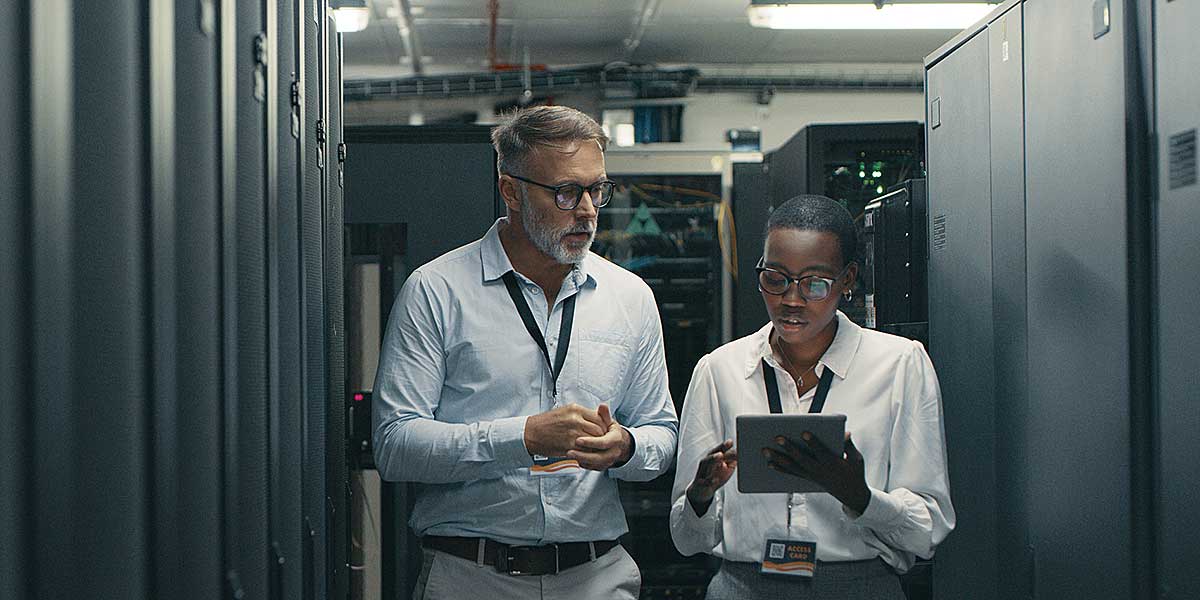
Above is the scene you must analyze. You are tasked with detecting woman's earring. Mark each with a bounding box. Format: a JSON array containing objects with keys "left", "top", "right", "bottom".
[{"left": 843, "top": 289, "right": 853, "bottom": 302}]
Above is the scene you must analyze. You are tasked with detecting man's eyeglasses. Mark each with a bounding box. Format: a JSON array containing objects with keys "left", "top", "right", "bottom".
[
  {"left": 506, "top": 173, "right": 616, "bottom": 210},
  {"left": 755, "top": 259, "right": 851, "bottom": 300}
]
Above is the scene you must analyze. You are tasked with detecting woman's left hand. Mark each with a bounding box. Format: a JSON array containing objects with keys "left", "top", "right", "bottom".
[{"left": 762, "top": 431, "right": 871, "bottom": 515}]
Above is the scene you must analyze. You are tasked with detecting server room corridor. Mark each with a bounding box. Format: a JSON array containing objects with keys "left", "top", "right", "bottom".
[{"left": 2, "top": 1, "right": 1198, "bottom": 600}]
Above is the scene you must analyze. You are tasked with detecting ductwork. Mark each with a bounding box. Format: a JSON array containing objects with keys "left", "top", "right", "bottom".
[{"left": 343, "top": 63, "right": 923, "bottom": 101}]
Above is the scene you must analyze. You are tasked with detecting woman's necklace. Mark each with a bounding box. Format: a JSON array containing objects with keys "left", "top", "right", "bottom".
[{"left": 772, "top": 335, "right": 817, "bottom": 389}]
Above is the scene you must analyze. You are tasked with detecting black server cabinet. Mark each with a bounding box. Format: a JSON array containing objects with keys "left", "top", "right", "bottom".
[
  {"left": 343, "top": 124, "right": 502, "bottom": 600},
  {"left": 71, "top": 2, "right": 154, "bottom": 598},
  {"left": 732, "top": 161, "right": 771, "bottom": 340},
  {"left": 273, "top": 0, "right": 306, "bottom": 598},
  {"left": 300, "top": 4, "right": 331, "bottom": 600},
  {"left": 1156, "top": 0, "right": 1200, "bottom": 597},
  {"left": 9, "top": 2, "right": 343, "bottom": 599},
  {"left": 862, "top": 178, "right": 928, "bottom": 343},
  {"left": 173, "top": 0, "right": 224, "bottom": 598},
  {"left": 0, "top": 2, "right": 28, "bottom": 599},
  {"left": 324, "top": 18, "right": 351, "bottom": 600},
  {"left": 925, "top": 30, "right": 997, "bottom": 600},
  {"left": 1024, "top": 1, "right": 1135, "bottom": 596},
  {"left": 985, "top": 7, "right": 1032, "bottom": 600},
  {"left": 229, "top": 0, "right": 271, "bottom": 598},
  {"left": 761, "top": 122, "right": 925, "bottom": 326}
]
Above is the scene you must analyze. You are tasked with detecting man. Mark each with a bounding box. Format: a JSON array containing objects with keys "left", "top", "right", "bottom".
[{"left": 373, "top": 105, "right": 678, "bottom": 599}]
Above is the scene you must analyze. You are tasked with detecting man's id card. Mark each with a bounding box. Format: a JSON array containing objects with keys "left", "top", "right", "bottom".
[
  {"left": 760, "top": 532, "right": 817, "bottom": 578},
  {"left": 530, "top": 454, "right": 580, "bottom": 476}
]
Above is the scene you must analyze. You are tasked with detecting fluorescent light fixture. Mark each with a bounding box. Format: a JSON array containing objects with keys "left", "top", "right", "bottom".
[
  {"left": 747, "top": 2, "right": 996, "bottom": 30},
  {"left": 332, "top": 0, "right": 370, "bottom": 33}
]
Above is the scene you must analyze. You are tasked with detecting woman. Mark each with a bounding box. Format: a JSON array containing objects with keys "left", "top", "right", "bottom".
[{"left": 669, "top": 195, "right": 954, "bottom": 599}]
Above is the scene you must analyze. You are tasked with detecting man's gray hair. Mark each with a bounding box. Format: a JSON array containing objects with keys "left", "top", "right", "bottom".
[{"left": 491, "top": 105, "right": 608, "bottom": 176}]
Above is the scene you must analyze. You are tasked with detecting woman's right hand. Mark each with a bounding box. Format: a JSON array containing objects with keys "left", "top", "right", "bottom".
[{"left": 685, "top": 440, "right": 738, "bottom": 517}]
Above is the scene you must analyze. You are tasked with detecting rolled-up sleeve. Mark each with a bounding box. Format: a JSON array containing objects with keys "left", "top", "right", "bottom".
[
  {"left": 608, "top": 288, "right": 678, "bottom": 481},
  {"left": 669, "top": 355, "right": 726, "bottom": 556},
  {"left": 847, "top": 341, "right": 956, "bottom": 565},
  {"left": 372, "top": 270, "right": 533, "bottom": 484}
]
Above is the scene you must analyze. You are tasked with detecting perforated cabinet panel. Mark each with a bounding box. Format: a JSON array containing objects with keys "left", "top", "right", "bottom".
[
  {"left": 172, "top": 1, "right": 224, "bottom": 597},
  {"left": 0, "top": 2, "right": 29, "bottom": 598},
  {"left": 300, "top": 2, "right": 329, "bottom": 599},
  {"left": 70, "top": 1, "right": 152, "bottom": 597},
  {"left": 324, "top": 21, "right": 350, "bottom": 600},
  {"left": 233, "top": 0, "right": 270, "bottom": 598},
  {"left": 273, "top": 1, "right": 306, "bottom": 598}
]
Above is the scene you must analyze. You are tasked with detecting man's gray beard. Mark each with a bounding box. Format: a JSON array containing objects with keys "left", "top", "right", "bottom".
[{"left": 519, "top": 189, "right": 595, "bottom": 265}]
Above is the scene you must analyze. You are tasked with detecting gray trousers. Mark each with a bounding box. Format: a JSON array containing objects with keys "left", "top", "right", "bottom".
[
  {"left": 413, "top": 545, "right": 641, "bottom": 600},
  {"left": 706, "top": 559, "right": 905, "bottom": 600}
]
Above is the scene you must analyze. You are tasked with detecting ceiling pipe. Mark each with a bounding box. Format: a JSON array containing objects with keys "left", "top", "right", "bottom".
[
  {"left": 343, "top": 64, "right": 924, "bottom": 101},
  {"left": 487, "top": 0, "right": 547, "bottom": 72},
  {"left": 623, "top": 0, "right": 661, "bottom": 61},
  {"left": 392, "top": 0, "right": 424, "bottom": 75}
]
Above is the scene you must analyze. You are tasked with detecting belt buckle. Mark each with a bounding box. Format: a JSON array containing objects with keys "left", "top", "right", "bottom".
[{"left": 496, "top": 544, "right": 559, "bottom": 576}]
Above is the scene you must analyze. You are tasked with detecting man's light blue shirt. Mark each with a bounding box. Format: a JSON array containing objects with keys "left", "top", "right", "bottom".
[{"left": 373, "top": 218, "right": 679, "bottom": 545}]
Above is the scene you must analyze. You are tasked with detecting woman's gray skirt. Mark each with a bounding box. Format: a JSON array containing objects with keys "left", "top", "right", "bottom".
[{"left": 705, "top": 559, "right": 905, "bottom": 600}]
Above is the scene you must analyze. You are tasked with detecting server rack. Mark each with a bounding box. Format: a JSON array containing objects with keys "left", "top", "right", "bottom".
[
  {"left": 3, "top": 2, "right": 346, "bottom": 599},
  {"left": 300, "top": 3, "right": 332, "bottom": 600},
  {"left": 1154, "top": 0, "right": 1200, "bottom": 597},
  {"left": 862, "top": 178, "right": 928, "bottom": 345},
  {"left": 924, "top": 0, "right": 1160, "bottom": 597},
  {"left": 759, "top": 122, "right": 925, "bottom": 326},
  {"left": 342, "top": 124, "right": 502, "bottom": 600},
  {"left": 731, "top": 160, "right": 771, "bottom": 340},
  {"left": 0, "top": 4, "right": 25, "bottom": 599}
]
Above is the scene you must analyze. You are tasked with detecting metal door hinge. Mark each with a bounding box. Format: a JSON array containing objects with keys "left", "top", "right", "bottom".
[
  {"left": 253, "top": 32, "right": 268, "bottom": 103},
  {"left": 316, "top": 119, "right": 326, "bottom": 169},
  {"left": 337, "top": 142, "right": 347, "bottom": 188},
  {"left": 290, "top": 77, "right": 301, "bottom": 139}
]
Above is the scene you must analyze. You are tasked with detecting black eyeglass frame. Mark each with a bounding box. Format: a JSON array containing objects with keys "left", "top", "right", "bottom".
[
  {"left": 505, "top": 172, "right": 616, "bottom": 210},
  {"left": 754, "top": 258, "right": 853, "bottom": 300}
]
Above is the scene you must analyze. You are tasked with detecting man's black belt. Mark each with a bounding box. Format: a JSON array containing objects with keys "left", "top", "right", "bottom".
[{"left": 422, "top": 535, "right": 619, "bottom": 576}]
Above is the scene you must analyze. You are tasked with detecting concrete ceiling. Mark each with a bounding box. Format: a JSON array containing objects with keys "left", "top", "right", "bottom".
[{"left": 341, "top": 0, "right": 986, "bottom": 79}]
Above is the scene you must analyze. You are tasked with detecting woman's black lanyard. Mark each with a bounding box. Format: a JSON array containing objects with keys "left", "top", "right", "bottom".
[
  {"left": 762, "top": 358, "right": 834, "bottom": 414},
  {"left": 501, "top": 271, "right": 576, "bottom": 397}
]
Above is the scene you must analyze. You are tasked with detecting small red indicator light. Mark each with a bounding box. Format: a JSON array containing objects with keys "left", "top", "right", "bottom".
[{"left": 353, "top": 393, "right": 364, "bottom": 402}]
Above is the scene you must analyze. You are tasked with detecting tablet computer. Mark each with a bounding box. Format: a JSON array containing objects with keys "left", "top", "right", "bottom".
[{"left": 735, "top": 413, "right": 847, "bottom": 494}]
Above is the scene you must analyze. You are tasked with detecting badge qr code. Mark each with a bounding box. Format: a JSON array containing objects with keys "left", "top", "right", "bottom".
[{"left": 769, "top": 543, "right": 786, "bottom": 560}]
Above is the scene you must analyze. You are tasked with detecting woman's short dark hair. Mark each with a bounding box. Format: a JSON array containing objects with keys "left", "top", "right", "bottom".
[{"left": 765, "top": 195, "right": 859, "bottom": 266}]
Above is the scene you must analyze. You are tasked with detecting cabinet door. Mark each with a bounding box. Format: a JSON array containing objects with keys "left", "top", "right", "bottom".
[
  {"left": 926, "top": 30, "right": 997, "bottom": 600},
  {"left": 987, "top": 6, "right": 1032, "bottom": 599},
  {"left": 1024, "top": 0, "right": 1132, "bottom": 596},
  {"left": 0, "top": 2, "right": 28, "bottom": 598},
  {"left": 1156, "top": 0, "right": 1200, "bottom": 597},
  {"left": 300, "top": 2, "right": 329, "bottom": 599},
  {"left": 172, "top": 0, "right": 224, "bottom": 598}
]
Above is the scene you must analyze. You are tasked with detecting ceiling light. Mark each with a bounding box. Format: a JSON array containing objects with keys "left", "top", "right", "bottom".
[
  {"left": 747, "top": 2, "right": 996, "bottom": 30},
  {"left": 332, "top": 0, "right": 370, "bottom": 33}
]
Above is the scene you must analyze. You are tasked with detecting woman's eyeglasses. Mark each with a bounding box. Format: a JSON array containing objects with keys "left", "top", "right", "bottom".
[{"left": 755, "top": 259, "right": 851, "bottom": 300}]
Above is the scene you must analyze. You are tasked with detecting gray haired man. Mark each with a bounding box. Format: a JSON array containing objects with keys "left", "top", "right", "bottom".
[{"left": 373, "top": 105, "right": 678, "bottom": 599}]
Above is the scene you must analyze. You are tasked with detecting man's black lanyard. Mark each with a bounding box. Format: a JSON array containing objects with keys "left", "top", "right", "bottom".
[
  {"left": 501, "top": 271, "right": 576, "bottom": 397},
  {"left": 762, "top": 358, "right": 834, "bottom": 414}
]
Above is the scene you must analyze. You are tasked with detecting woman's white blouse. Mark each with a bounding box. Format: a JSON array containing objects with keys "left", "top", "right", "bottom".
[{"left": 669, "top": 311, "right": 956, "bottom": 573}]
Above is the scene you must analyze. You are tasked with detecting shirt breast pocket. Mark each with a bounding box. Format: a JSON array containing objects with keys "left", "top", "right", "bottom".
[{"left": 572, "top": 331, "right": 632, "bottom": 404}]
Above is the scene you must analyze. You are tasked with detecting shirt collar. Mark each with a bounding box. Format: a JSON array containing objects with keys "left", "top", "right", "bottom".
[
  {"left": 479, "top": 217, "right": 597, "bottom": 289},
  {"left": 744, "top": 311, "right": 862, "bottom": 380}
]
